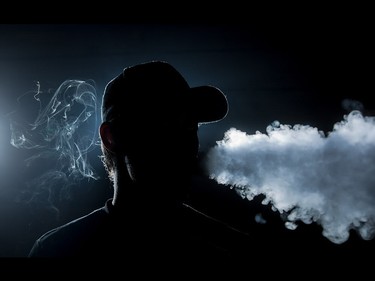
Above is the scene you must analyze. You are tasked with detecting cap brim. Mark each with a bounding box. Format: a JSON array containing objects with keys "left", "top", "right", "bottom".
[{"left": 190, "top": 85, "right": 228, "bottom": 123}]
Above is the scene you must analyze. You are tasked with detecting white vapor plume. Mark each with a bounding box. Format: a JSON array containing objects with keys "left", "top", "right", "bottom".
[{"left": 205, "top": 110, "right": 375, "bottom": 244}]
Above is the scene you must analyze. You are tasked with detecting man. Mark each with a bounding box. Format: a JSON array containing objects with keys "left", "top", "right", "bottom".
[{"left": 28, "top": 60, "right": 247, "bottom": 261}]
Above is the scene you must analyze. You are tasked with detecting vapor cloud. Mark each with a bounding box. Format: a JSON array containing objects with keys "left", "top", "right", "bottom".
[{"left": 205, "top": 110, "right": 375, "bottom": 244}]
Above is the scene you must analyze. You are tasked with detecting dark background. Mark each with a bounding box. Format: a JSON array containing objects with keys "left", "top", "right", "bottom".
[{"left": 0, "top": 8, "right": 374, "bottom": 267}]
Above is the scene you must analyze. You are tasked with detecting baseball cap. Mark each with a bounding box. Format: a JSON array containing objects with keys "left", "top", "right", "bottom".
[{"left": 101, "top": 60, "right": 228, "bottom": 126}]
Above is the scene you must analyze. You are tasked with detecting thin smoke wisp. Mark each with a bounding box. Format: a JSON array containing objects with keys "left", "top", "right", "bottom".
[
  {"left": 9, "top": 79, "right": 99, "bottom": 181},
  {"left": 7, "top": 79, "right": 100, "bottom": 217}
]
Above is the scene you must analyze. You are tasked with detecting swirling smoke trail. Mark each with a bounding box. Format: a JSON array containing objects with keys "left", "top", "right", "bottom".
[
  {"left": 205, "top": 110, "right": 375, "bottom": 244},
  {"left": 8, "top": 80, "right": 99, "bottom": 214}
]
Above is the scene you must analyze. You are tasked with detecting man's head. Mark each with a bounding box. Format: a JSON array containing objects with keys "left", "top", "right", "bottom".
[{"left": 99, "top": 61, "right": 228, "bottom": 187}]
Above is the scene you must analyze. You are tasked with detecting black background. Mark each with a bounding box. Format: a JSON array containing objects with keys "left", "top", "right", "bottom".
[{"left": 0, "top": 6, "right": 374, "bottom": 271}]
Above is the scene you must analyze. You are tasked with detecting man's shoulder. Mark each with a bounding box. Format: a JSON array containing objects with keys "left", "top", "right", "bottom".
[
  {"left": 182, "top": 203, "right": 250, "bottom": 235},
  {"left": 181, "top": 203, "right": 253, "bottom": 257},
  {"left": 28, "top": 205, "right": 109, "bottom": 257},
  {"left": 44, "top": 207, "right": 107, "bottom": 237}
]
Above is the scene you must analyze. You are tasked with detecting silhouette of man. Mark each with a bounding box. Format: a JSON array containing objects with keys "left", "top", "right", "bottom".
[{"left": 28, "top": 60, "right": 243, "bottom": 261}]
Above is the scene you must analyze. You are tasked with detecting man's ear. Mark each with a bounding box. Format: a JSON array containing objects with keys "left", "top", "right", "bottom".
[{"left": 99, "top": 122, "right": 116, "bottom": 152}]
